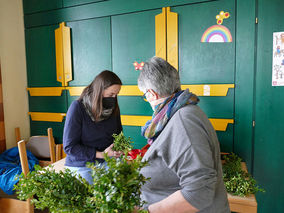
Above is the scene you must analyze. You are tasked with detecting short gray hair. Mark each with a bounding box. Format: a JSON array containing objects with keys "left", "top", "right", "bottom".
[{"left": 138, "top": 57, "right": 181, "bottom": 96}]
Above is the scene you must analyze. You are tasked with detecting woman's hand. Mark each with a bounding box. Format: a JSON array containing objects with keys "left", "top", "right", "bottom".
[{"left": 104, "top": 144, "right": 123, "bottom": 158}]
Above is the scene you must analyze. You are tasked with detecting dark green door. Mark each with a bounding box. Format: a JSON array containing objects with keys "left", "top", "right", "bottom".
[
  {"left": 254, "top": 0, "right": 284, "bottom": 212},
  {"left": 112, "top": 9, "right": 160, "bottom": 148},
  {"left": 65, "top": 17, "right": 112, "bottom": 115},
  {"left": 26, "top": 25, "right": 67, "bottom": 143},
  {"left": 172, "top": 0, "right": 235, "bottom": 152}
]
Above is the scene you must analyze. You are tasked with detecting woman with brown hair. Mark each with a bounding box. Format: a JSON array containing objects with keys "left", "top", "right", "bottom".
[{"left": 63, "top": 70, "right": 123, "bottom": 184}]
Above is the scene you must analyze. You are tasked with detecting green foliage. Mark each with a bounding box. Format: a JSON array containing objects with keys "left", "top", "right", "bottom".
[
  {"left": 223, "top": 153, "right": 265, "bottom": 197},
  {"left": 14, "top": 155, "right": 149, "bottom": 212},
  {"left": 87, "top": 154, "right": 149, "bottom": 213},
  {"left": 14, "top": 165, "right": 94, "bottom": 213},
  {"left": 112, "top": 131, "right": 133, "bottom": 152}
]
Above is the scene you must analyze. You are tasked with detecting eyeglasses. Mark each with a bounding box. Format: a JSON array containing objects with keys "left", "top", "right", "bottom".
[{"left": 142, "top": 90, "right": 149, "bottom": 102}]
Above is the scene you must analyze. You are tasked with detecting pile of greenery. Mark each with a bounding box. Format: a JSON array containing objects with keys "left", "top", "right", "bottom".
[
  {"left": 112, "top": 131, "right": 133, "bottom": 152},
  {"left": 14, "top": 165, "right": 94, "bottom": 213},
  {"left": 87, "top": 155, "right": 148, "bottom": 213},
  {"left": 15, "top": 132, "right": 148, "bottom": 213},
  {"left": 222, "top": 153, "right": 264, "bottom": 197}
]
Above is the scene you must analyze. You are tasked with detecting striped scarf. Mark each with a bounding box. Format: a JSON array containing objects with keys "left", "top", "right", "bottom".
[{"left": 141, "top": 89, "right": 199, "bottom": 144}]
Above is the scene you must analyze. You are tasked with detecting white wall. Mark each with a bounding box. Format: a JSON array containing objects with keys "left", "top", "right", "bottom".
[{"left": 0, "top": 0, "right": 30, "bottom": 149}]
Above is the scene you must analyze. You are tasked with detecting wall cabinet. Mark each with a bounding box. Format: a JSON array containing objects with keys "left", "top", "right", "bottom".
[{"left": 25, "top": 0, "right": 236, "bottom": 151}]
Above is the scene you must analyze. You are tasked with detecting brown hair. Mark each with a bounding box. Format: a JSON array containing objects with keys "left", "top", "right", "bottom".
[{"left": 78, "top": 70, "right": 122, "bottom": 121}]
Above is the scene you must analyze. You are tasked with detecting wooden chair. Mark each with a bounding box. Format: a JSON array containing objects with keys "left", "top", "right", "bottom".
[
  {"left": 55, "top": 144, "right": 66, "bottom": 161},
  {"left": 15, "top": 127, "right": 58, "bottom": 166},
  {"left": 0, "top": 140, "right": 34, "bottom": 213},
  {"left": 0, "top": 128, "right": 62, "bottom": 213}
]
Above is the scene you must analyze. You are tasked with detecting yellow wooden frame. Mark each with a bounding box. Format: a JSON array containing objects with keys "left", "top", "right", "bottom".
[
  {"left": 166, "top": 7, "right": 178, "bottom": 70},
  {"left": 55, "top": 22, "right": 73, "bottom": 87},
  {"left": 181, "top": 84, "right": 235, "bottom": 96},
  {"left": 155, "top": 7, "right": 167, "bottom": 61},
  {"left": 121, "top": 115, "right": 233, "bottom": 131},
  {"left": 27, "top": 84, "right": 234, "bottom": 97},
  {"left": 27, "top": 87, "right": 64, "bottom": 96},
  {"left": 155, "top": 7, "right": 178, "bottom": 70},
  {"left": 28, "top": 112, "right": 66, "bottom": 122}
]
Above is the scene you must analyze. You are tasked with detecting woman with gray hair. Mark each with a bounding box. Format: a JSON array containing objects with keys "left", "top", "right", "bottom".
[{"left": 138, "top": 57, "right": 230, "bottom": 213}]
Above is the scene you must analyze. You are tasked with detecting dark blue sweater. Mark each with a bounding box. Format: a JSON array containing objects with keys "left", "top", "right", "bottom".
[{"left": 63, "top": 100, "right": 122, "bottom": 167}]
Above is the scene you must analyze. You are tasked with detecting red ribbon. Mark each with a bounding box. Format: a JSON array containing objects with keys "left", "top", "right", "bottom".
[{"left": 128, "top": 144, "right": 150, "bottom": 160}]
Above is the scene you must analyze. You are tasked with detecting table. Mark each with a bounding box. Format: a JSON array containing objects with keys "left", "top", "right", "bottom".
[{"left": 51, "top": 159, "right": 257, "bottom": 213}]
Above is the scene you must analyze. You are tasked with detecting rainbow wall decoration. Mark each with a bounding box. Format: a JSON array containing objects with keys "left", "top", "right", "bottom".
[{"left": 201, "top": 25, "right": 232, "bottom": 43}]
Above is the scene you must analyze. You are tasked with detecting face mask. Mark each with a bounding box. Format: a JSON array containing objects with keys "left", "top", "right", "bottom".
[
  {"left": 102, "top": 97, "right": 116, "bottom": 109},
  {"left": 148, "top": 97, "right": 168, "bottom": 111}
]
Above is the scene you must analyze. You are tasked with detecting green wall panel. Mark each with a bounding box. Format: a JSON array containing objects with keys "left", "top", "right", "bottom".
[
  {"left": 24, "top": 0, "right": 216, "bottom": 28},
  {"left": 67, "top": 17, "right": 112, "bottom": 86},
  {"left": 23, "top": 0, "right": 62, "bottom": 14},
  {"left": 254, "top": 0, "right": 284, "bottom": 212},
  {"left": 173, "top": 0, "right": 235, "bottom": 84},
  {"left": 118, "top": 96, "right": 153, "bottom": 116},
  {"left": 67, "top": 94, "right": 78, "bottom": 107},
  {"left": 117, "top": 91, "right": 234, "bottom": 118},
  {"left": 30, "top": 121, "right": 65, "bottom": 144},
  {"left": 29, "top": 91, "right": 68, "bottom": 113},
  {"left": 112, "top": 10, "right": 158, "bottom": 84},
  {"left": 63, "top": 0, "right": 107, "bottom": 7},
  {"left": 25, "top": 25, "right": 60, "bottom": 87},
  {"left": 216, "top": 124, "right": 233, "bottom": 153},
  {"left": 234, "top": 0, "right": 256, "bottom": 172},
  {"left": 198, "top": 89, "right": 234, "bottom": 118},
  {"left": 122, "top": 126, "right": 148, "bottom": 149}
]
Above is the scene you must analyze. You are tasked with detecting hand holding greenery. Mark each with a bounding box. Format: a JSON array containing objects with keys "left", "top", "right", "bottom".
[{"left": 222, "top": 153, "right": 265, "bottom": 197}]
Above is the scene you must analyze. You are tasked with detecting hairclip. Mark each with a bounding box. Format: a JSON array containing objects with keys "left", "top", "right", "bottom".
[{"left": 133, "top": 61, "right": 145, "bottom": 70}]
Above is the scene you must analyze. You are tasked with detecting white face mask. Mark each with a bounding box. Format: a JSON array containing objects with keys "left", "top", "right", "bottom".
[{"left": 148, "top": 97, "right": 168, "bottom": 111}]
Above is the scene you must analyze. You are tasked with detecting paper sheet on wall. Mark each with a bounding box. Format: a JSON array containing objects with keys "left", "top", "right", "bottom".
[{"left": 272, "top": 32, "right": 284, "bottom": 86}]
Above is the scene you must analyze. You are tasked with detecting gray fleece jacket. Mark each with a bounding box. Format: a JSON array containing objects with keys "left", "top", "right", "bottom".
[{"left": 140, "top": 104, "right": 230, "bottom": 213}]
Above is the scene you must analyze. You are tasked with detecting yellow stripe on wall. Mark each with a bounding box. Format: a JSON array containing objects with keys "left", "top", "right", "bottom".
[
  {"left": 121, "top": 115, "right": 233, "bottom": 131},
  {"left": 209, "top": 118, "right": 234, "bottom": 131},
  {"left": 121, "top": 115, "right": 152, "bottom": 126},
  {"left": 28, "top": 112, "right": 66, "bottom": 122},
  {"left": 28, "top": 113, "right": 233, "bottom": 131},
  {"left": 181, "top": 84, "right": 235, "bottom": 96},
  {"left": 55, "top": 24, "right": 65, "bottom": 86},
  {"left": 66, "top": 87, "right": 85, "bottom": 96},
  {"left": 27, "top": 84, "right": 234, "bottom": 97},
  {"left": 166, "top": 7, "right": 178, "bottom": 70},
  {"left": 55, "top": 22, "right": 73, "bottom": 87},
  {"left": 155, "top": 7, "right": 167, "bottom": 61},
  {"left": 27, "top": 87, "right": 64, "bottom": 96}
]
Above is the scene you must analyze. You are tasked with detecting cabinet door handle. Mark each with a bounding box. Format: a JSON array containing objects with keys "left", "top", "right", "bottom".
[{"left": 55, "top": 22, "right": 73, "bottom": 87}]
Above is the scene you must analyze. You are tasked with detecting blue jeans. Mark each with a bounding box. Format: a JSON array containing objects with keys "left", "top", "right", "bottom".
[{"left": 66, "top": 161, "right": 108, "bottom": 184}]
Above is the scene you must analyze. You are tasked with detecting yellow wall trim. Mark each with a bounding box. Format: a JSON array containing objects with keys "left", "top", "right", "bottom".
[
  {"left": 55, "top": 22, "right": 73, "bottom": 87},
  {"left": 121, "top": 115, "right": 152, "bottom": 127},
  {"left": 27, "top": 84, "right": 234, "bottom": 97},
  {"left": 155, "top": 7, "right": 167, "bottom": 61},
  {"left": 28, "top": 113, "right": 233, "bottom": 131},
  {"left": 66, "top": 86, "right": 85, "bottom": 96},
  {"left": 181, "top": 84, "right": 235, "bottom": 96},
  {"left": 209, "top": 118, "right": 234, "bottom": 131},
  {"left": 121, "top": 115, "right": 233, "bottom": 131},
  {"left": 28, "top": 112, "right": 66, "bottom": 122},
  {"left": 166, "top": 7, "right": 178, "bottom": 70},
  {"left": 27, "top": 87, "right": 64, "bottom": 96}
]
